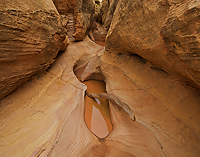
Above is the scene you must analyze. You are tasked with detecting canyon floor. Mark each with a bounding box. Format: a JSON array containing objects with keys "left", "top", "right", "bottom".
[{"left": 0, "top": 37, "right": 200, "bottom": 157}]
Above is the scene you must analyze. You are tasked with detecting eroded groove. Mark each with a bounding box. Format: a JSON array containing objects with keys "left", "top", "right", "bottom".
[
  {"left": 86, "top": 91, "right": 135, "bottom": 121},
  {"left": 83, "top": 80, "right": 113, "bottom": 139}
]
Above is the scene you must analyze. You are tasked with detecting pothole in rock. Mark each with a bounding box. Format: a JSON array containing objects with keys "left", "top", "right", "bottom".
[
  {"left": 73, "top": 61, "right": 113, "bottom": 139},
  {"left": 84, "top": 80, "right": 113, "bottom": 139}
]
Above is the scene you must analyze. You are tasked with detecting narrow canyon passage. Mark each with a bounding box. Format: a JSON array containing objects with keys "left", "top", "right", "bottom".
[
  {"left": 66, "top": 13, "right": 75, "bottom": 41},
  {"left": 1, "top": 0, "right": 200, "bottom": 156},
  {"left": 83, "top": 80, "right": 113, "bottom": 139}
]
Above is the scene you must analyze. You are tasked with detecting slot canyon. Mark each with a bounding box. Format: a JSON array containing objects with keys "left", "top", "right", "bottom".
[{"left": 0, "top": 0, "right": 200, "bottom": 156}]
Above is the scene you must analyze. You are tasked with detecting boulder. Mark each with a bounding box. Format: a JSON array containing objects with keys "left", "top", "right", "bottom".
[
  {"left": 105, "top": 0, "right": 200, "bottom": 88},
  {"left": 161, "top": 0, "right": 200, "bottom": 86},
  {"left": 0, "top": 0, "right": 69, "bottom": 99},
  {"left": 73, "top": 0, "right": 95, "bottom": 40}
]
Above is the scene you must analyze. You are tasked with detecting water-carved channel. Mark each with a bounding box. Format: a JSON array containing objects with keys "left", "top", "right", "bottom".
[{"left": 83, "top": 80, "right": 113, "bottom": 139}]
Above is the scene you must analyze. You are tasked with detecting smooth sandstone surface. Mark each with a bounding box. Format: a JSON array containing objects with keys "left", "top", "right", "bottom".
[
  {"left": 73, "top": 37, "right": 200, "bottom": 156},
  {"left": 100, "top": 51, "right": 200, "bottom": 156},
  {"left": 1, "top": 0, "right": 200, "bottom": 156},
  {"left": 0, "top": 37, "right": 95, "bottom": 157},
  {"left": 1, "top": 37, "right": 198, "bottom": 156}
]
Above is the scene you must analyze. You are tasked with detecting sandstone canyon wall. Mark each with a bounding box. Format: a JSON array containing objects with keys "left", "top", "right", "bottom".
[
  {"left": 0, "top": 36, "right": 199, "bottom": 157},
  {"left": 105, "top": 0, "right": 200, "bottom": 89},
  {"left": 0, "top": 0, "right": 200, "bottom": 157},
  {"left": 53, "top": 0, "right": 96, "bottom": 41},
  {"left": 0, "top": 0, "right": 69, "bottom": 100}
]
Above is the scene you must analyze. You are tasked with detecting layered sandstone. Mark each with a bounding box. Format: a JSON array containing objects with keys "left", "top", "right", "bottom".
[
  {"left": 1, "top": 37, "right": 199, "bottom": 156},
  {"left": 0, "top": 0, "right": 200, "bottom": 156},
  {"left": 105, "top": 0, "right": 200, "bottom": 88},
  {"left": 0, "top": 0, "right": 69, "bottom": 100},
  {"left": 75, "top": 37, "right": 200, "bottom": 156}
]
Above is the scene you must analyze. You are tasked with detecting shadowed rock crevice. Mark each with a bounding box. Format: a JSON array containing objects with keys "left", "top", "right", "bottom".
[{"left": 53, "top": 0, "right": 96, "bottom": 41}]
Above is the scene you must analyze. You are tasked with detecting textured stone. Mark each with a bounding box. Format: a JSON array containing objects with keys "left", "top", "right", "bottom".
[
  {"left": 52, "top": 0, "right": 76, "bottom": 14},
  {"left": 53, "top": 0, "right": 95, "bottom": 41},
  {"left": 0, "top": 37, "right": 200, "bottom": 156},
  {"left": 100, "top": 0, "right": 110, "bottom": 25},
  {"left": 106, "top": 0, "right": 200, "bottom": 88},
  {"left": 0, "top": 0, "right": 69, "bottom": 100},
  {"left": 93, "top": 2, "right": 101, "bottom": 22},
  {"left": 79, "top": 41, "right": 200, "bottom": 156},
  {"left": 92, "top": 0, "right": 118, "bottom": 41},
  {"left": 161, "top": 0, "right": 200, "bottom": 83},
  {"left": 73, "top": 0, "right": 95, "bottom": 41},
  {"left": 1, "top": 0, "right": 200, "bottom": 156}
]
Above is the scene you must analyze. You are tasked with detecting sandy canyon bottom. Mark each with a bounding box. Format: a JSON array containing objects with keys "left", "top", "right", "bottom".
[{"left": 0, "top": 37, "right": 200, "bottom": 157}]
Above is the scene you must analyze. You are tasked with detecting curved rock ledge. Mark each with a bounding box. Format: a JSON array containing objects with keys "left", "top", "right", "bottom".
[{"left": 0, "top": 37, "right": 200, "bottom": 156}]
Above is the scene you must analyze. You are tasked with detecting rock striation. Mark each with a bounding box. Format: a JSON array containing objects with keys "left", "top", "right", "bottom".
[
  {"left": 161, "top": 0, "right": 200, "bottom": 86},
  {"left": 105, "top": 0, "right": 200, "bottom": 88},
  {"left": 0, "top": 0, "right": 200, "bottom": 156},
  {"left": 1, "top": 37, "right": 199, "bottom": 156},
  {"left": 0, "top": 0, "right": 69, "bottom": 100},
  {"left": 76, "top": 37, "right": 200, "bottom": 156}
]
